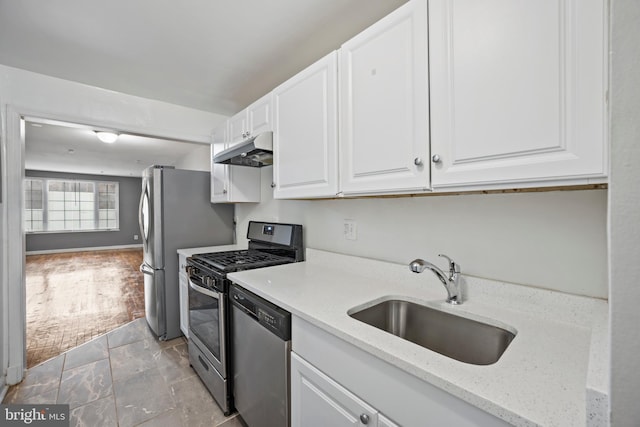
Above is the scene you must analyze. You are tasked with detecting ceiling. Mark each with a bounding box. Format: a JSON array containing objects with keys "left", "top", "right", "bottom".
[
  {"left": 1, "top": 0, "right": 406, "bottom": 177},
  {"left": 0, "top": 0, "right": 405, "bottom": 115},
  {"left": 25, "top": 119, "right": 208, "bottom": 177}
]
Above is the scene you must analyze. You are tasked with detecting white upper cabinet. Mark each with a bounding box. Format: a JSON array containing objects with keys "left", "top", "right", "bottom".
[
  {"left": 227, "top": 110, "right": 247, "bottom": 145},
  {"left": 247, "top": 94, "right": 272, "bottom": 136},
  {"left": 339, "top": 0, "right": 430, "bottom": 195},
  {"left": 210, "top": 92, "right": 272, "bottom": 203},
  {"left": 272, "top": 51, "right": 339, "bottom": 199},
  {"left": 210, "top": 122, "right": 261, "bottom": 203},
  {"left": 428, "top": 0, "right": 608, "bottom": 190},
  {"left": 210, "top": 123, "right": 230, "bottom": 202},
  {"left": 228, "top": 93, "right": 273, "bottom": 145}
]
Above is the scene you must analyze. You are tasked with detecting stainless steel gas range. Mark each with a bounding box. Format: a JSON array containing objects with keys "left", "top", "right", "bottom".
[{"left": 185, "top": 221, "right": 303, "bottom": 415}]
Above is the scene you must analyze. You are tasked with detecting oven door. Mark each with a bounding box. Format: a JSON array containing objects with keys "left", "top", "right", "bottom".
[{"left": 188, "top": 279, "right": 227, "bottom": 378}]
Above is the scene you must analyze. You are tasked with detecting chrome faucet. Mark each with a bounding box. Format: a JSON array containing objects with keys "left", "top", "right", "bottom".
[{"left": 409, "top": 254, "right": 462, "bottom": 305}]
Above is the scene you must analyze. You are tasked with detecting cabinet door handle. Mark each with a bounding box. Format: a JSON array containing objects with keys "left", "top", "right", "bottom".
[
  {"left": 360, "top": 414, "right": 370, "bottom": 424},
  {"left": 271, "top": 182, "right": 276, "bottom": 188},
  {"left": 432, "top": 154, "right": 442, "bottom": 164},
  {"left": 223, "top": 189, "right": 228, "bottom": 194},
  {"left": 414, "top": 157, "right": 423, "bottom": 166}
]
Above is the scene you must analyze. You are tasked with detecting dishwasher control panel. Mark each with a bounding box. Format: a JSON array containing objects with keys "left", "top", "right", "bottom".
[{"left": 230, "top": 284, "right": 291, "bottom": 341}]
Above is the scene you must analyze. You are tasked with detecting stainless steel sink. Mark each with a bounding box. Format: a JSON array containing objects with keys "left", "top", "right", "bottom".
[{"left": 348, "top": 299, "right": 516, "bottom": 365}]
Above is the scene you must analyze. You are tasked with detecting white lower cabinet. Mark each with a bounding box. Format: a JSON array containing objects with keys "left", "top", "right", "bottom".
[
  {"left": 178, "top": 253, "right": 189, "bottom": 338},
  {"left": 291, "top": 352, "right": 398, "bottom": 427},
  {"left": 378, "top": 414, "right": 399, "bottom": 427},
  {"left": 292, "top": 316, "right": 511, "bottom": 427}
]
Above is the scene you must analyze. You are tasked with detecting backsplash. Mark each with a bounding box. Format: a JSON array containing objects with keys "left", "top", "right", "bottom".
[{"left": 235, "top": 168, "right": 607, "bottom": 299}]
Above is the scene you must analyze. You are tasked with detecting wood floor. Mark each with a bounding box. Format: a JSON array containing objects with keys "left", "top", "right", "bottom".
[{"left": 25, "top": 248, "right": 145, "bottom": 368}]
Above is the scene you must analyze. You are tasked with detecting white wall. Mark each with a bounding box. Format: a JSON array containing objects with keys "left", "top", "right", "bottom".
[
  {"left": 174, "top": 143, "right": 212, "bottom": 172},
  {"left": 236, "top": 169, "right": 608, "bottom": 298},
  {"left": 0, "top": 65, "right": 225, "bottom": 142},
  {"left": 0, "top": 64, "right": 227, "bottom": 386},
  {"left": 608, "top": 0, "right": 640, "bottom": 424}
]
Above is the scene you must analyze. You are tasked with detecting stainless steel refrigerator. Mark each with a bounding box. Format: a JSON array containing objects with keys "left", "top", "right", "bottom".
[{"left": 138, "top": 165, "right": 234, "bottom": 340}]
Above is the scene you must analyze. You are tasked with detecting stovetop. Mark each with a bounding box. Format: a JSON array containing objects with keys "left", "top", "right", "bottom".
[{"left": 191, "top": 249, "right": 294, "bottom": 273}]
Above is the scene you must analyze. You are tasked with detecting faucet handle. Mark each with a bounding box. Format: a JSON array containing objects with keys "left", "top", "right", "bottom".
[{"left": 438, "top": 254, "right": 460, "bottom": 274}]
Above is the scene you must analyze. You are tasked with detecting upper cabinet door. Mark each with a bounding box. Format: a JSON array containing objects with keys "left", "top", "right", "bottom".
[
  {"left": 339, "top": 0, "right": 430, "bottom": 195},
  {"left": 210, "top": 123, "right": 230, "bottom": 203},
  {"left": 429, "top": 0, "right": 608, "bottom": 190},
  {"left": 247, "top": 93, "right": 273, "bottom": 136},
  {"left": 228, "top": 110, "right": 248, "bottom": 145},
  {"left": 272, "top": 51, "right": 339, "bottom": 199}
]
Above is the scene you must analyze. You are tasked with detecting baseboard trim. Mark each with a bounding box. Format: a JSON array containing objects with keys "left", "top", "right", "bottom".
[{"left": 26, "top": 244, "right": 143, "bottom": 255}]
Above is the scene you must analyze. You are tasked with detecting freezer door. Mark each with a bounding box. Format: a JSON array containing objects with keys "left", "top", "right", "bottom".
[{"left": 141, "top": 262, "right": 166, "bottom": 339}]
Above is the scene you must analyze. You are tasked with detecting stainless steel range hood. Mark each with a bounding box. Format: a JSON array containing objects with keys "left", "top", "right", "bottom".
[{"left": 213, "top": 131, "right": 273, "bottom": 167}]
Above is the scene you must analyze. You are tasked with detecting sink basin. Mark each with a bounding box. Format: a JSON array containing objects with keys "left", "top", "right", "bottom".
[{"left": 348, "top": 299, "right": 515, "bottom": 365}]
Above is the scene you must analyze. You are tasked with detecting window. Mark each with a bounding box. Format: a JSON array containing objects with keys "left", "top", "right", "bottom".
[
  {"left": 98, "top": 182, "right": 118, "bottom": 229},
  {"left": 24, "top": 179, "right": 44, "bottom": 232},
  {"left": 24, "top": 178, "right": 119, "bottom": 233}
]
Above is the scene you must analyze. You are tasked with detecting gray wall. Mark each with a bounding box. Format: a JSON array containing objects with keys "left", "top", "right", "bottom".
[
  {"left": 25, "top": 170, "right": 142, "bottom": 252},
  {"left": 237, "top": 169, "right": 607, "bottom": 299}
]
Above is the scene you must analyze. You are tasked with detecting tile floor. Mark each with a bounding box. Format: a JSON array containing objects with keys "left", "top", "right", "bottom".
[
  {"left": 3, "top": 318, "right": 243, "bottom": 427},
  {"left": 25, "top": 249, "right": 146, "bottom": 368}
]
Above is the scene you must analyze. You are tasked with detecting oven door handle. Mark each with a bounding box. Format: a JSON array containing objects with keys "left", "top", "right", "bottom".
[{"left": 189, "top": 279, "right": 220, "bottom": 299}]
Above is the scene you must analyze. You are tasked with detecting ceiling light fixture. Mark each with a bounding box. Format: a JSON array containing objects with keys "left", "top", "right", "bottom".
[{"left": 95, "top": 131, "right": 119, "bottom": 143}]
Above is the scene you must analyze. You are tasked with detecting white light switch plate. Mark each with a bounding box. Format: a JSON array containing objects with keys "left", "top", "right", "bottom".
[{"left": 344, "top": 219, "right": 357, "bottom": 240}]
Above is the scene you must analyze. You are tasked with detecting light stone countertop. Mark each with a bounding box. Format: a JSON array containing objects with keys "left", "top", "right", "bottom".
[{"left": 227, "top": 249, "right": 609, "bottom": 427}]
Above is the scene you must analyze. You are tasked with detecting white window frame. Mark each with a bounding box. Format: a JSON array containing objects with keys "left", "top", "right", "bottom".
[{"left": 24, "top": 177, "right": 120, "bottom": 233}]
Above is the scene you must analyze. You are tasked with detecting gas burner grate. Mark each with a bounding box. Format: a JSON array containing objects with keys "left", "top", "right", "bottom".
[{"left": 192, "top": 250, "right": 293, "bottom": 272}]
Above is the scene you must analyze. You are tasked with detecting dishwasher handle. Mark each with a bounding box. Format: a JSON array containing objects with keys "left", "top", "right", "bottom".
[{"left": 231, "top": 293, "right": 259, "bottom": 320}]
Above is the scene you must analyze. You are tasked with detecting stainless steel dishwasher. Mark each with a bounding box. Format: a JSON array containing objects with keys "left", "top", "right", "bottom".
[{"left": 230, "top": 283, "right": 291, "bottom": 427}]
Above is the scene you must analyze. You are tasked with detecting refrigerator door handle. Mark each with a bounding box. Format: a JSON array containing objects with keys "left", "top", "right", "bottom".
[
  {"left": 138, "top": 186, "right": 147, "bottom": 248},
  {"left": 140, "top": 263, "right": 155, "bottom": 276},
  {"left": 138, "top": 191, "right": 143, "bottom": 237}
]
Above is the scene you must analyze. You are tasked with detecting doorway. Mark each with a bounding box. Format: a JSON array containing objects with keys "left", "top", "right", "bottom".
[{"left": 20, "top": 117, "right": 210, "bottom": 368}]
